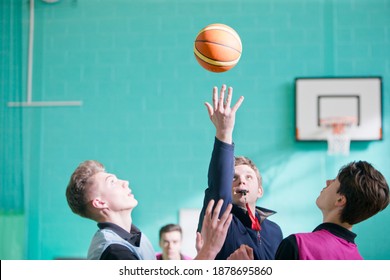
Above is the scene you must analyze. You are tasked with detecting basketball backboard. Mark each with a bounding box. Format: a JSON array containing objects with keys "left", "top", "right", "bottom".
[{"left": 295, "top": 77, "right": 382, "bottom": 141}]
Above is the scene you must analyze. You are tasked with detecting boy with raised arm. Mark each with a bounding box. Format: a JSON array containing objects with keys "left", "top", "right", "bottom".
[{"left": 198, "top": 85, "right": 283, "bottom": 260}]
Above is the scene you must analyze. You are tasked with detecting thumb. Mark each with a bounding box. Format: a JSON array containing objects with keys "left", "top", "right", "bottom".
[
  {"left": 195, "top": 232, "right": 203, "bottom": 253},
  {"left": 204, "top": 102, "right": 213, "bottom": 119}
]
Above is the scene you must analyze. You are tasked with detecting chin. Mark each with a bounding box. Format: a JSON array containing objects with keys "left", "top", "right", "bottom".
[{"left": 233, "top": 199, "right": 245, "bottom": 207}]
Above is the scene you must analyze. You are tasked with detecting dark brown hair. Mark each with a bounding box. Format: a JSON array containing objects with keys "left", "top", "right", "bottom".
[
  {"left": 159, "top": 224, "right": 183, "bottom": 240},
  {"left": 337, "top": 161, "right": 389, "bottom": 225}
]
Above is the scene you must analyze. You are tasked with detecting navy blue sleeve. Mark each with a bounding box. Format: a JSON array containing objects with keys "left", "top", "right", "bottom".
[
  {"left": 274, "top": 235, "right": 299, "bottom": 260},
  {"left": 198, "top": 137, "right": 234, "bottom": 232},
  {"left": 100, "top": 244, "right": 139, "bottom": 260}
]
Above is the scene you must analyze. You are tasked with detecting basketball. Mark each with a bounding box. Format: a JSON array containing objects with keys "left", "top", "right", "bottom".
[{"left": 194, "top": 23, "right": 242, "bottom": 73}]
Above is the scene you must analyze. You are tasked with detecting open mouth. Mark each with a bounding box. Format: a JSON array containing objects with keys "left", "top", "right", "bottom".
[{"left": 234, "top": 189, "right": 249, "bottom": 195}]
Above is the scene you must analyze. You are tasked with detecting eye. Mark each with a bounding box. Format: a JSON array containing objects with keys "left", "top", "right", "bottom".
[
  {"left": 110, "top": 176, "right": 119, "bottom": 185},
  {"left": 233, "top": 175, "right": 238, "bottom": 181},
  {"left": 246, "top": 175, "right": 253, "bottom": 180}
]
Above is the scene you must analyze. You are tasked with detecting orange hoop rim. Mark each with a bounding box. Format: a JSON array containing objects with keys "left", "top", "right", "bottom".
[{"left": 320, "top": 116, "right": 357, "bottom": 135}]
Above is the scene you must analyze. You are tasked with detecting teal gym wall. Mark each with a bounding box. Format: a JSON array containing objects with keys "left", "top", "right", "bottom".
[{"left": 1, "top": 0, "right": 389, "bottom": 260}]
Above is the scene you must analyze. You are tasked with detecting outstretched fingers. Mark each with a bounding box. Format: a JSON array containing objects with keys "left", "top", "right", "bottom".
[
  {"left": 204, "top": 102, "right": 213, "bottom": 119},
  {"left": 231, "top": 95, "right": 244, "bottom": 113},
  {"left": 224, "top": 86, "right": 233, "bottom": 108},
  {"left": 214, "top": 200, "right": 232, "bottom": 229},
  {"left": 218, "top": 85, "right": 226, "bottom": 111},
  {"left": 210, "top": 199, "right": 223, "bottom": 227},
  {"left": 209, "top": 199, "right": 233, "bottom": 230},
  {"left": 195, "top": 231, "right": 203, "bottom": 253},
  {"left": 204, "top": 199, "right": 215, "bottom": 221},
  {"left": 196, "top": 199, "right": 232, "bottom": 260},
  {"left": 204, "top": 199, "right": 232, "bottom": 226},
  {"left": 204, "top": 86, "right": 219, "bottom": 119},
  {"left": 206, "top": 85, "right": 244, "bottom": 116},
  {"left": 212, "top": 86, "right": 218, "bottom": 109}
]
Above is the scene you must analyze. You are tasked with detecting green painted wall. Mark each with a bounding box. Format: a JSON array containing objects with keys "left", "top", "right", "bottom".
[
  {"left": 1, "top": 0, "right": 25, "bottom": 260},
  {"left": 1, "top": 0, "right": 390, "bottom": 260}
]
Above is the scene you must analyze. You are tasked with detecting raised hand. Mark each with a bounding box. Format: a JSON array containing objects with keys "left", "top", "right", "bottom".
[
  {"left": 204, "top": 85, "right": 244, "bottom": 144},
  {"left": 194, "top": 199, "right": 233, "bottom": 260}
]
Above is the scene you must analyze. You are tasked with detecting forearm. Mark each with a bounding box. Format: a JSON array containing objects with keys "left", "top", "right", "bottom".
[
  {"left": 216, "top": 128, "right": 233, "bottom": 144},
  {"left": 207, "top": 137, "right": 234, "bottom": 203}
]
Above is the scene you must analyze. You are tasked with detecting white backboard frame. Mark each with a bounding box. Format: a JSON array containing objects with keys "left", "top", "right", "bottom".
[
  {"left": 295, "top": 77, "right": 383, "bottom": 141},
  {"left": 179, "top": 208, "right": 201, "bottom": 259}
]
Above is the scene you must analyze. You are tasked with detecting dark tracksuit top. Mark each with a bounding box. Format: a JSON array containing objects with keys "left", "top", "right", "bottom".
[{"left": 198, "top": 138, "right": 283, "bottom": 260}]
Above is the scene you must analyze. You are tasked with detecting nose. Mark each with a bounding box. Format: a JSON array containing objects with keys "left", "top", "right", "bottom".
[
  {"left": 238, "top": 175, "right": 247, "bottom": 185},
  {"left": 121, "top": 180, "right": 129, "bottom": 189}
]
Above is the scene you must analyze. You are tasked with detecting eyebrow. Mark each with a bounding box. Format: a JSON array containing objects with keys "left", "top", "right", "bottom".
[
  {"left": 234, "top": 171, "right": 254, "bottom": 176},
  {"left": 105, "top": 174, "right": 114, "bottom": 182}
]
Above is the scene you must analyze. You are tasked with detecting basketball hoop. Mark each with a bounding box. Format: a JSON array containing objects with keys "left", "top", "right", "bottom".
[{"left": 320, "top": 116, "right": 357, "bottom": 156}]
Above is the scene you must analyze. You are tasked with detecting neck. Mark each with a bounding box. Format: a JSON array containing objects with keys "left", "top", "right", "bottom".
[
  {"left": 322, "top": 214, "right": 352, "bottom": 231},
  {"left": 239, "top": 202, "right": 256, "bottom": 215},
  {"left": 99, "top": 210, "right": 132, "bottom": 232}
]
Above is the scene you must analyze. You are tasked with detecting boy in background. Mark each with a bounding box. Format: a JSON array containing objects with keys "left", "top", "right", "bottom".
[{"left": 156, "top": 224, "right": 192, "bottom": 260}]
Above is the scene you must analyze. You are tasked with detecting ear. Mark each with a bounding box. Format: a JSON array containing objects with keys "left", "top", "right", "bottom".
[
  {"left": 257, "top": 186, "right": 264, "bottom": 198},
  {"left": 335, "top": 195, "right": 346, "bottom": 207},
  {"left": 91, "top": 198, "right": 107, "bottom": 209}
]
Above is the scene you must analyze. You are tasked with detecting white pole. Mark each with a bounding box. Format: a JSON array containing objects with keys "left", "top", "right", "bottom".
[
  {"left": 27, "top": 0, "right": 34, "bottom": 104},
  {"left": 8, "top": 0, "right": 82, "bottom": 107}
]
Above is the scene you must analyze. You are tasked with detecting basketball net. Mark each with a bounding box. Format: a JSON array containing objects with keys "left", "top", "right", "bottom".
[{"left": 320, "top": 117, "right": 357, "bottom": 156}]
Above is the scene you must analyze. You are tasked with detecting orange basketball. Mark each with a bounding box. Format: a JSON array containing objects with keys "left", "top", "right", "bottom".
[{"left": 194, "top": 23, "right": 242, "bottom": 73}]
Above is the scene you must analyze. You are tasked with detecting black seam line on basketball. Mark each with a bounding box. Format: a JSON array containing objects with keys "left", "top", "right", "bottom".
[
  {"left": 202, "top": 27, "right": 240, "bottom": 42},
  {"left": 195, "top": 46, "right": 239, "bottom": 63},
  {"left": 199, "top": 26, "right": 241, "bottom": 48},
  {"left": 195, "top": 40, "right": 241, "bottom": 54}
]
